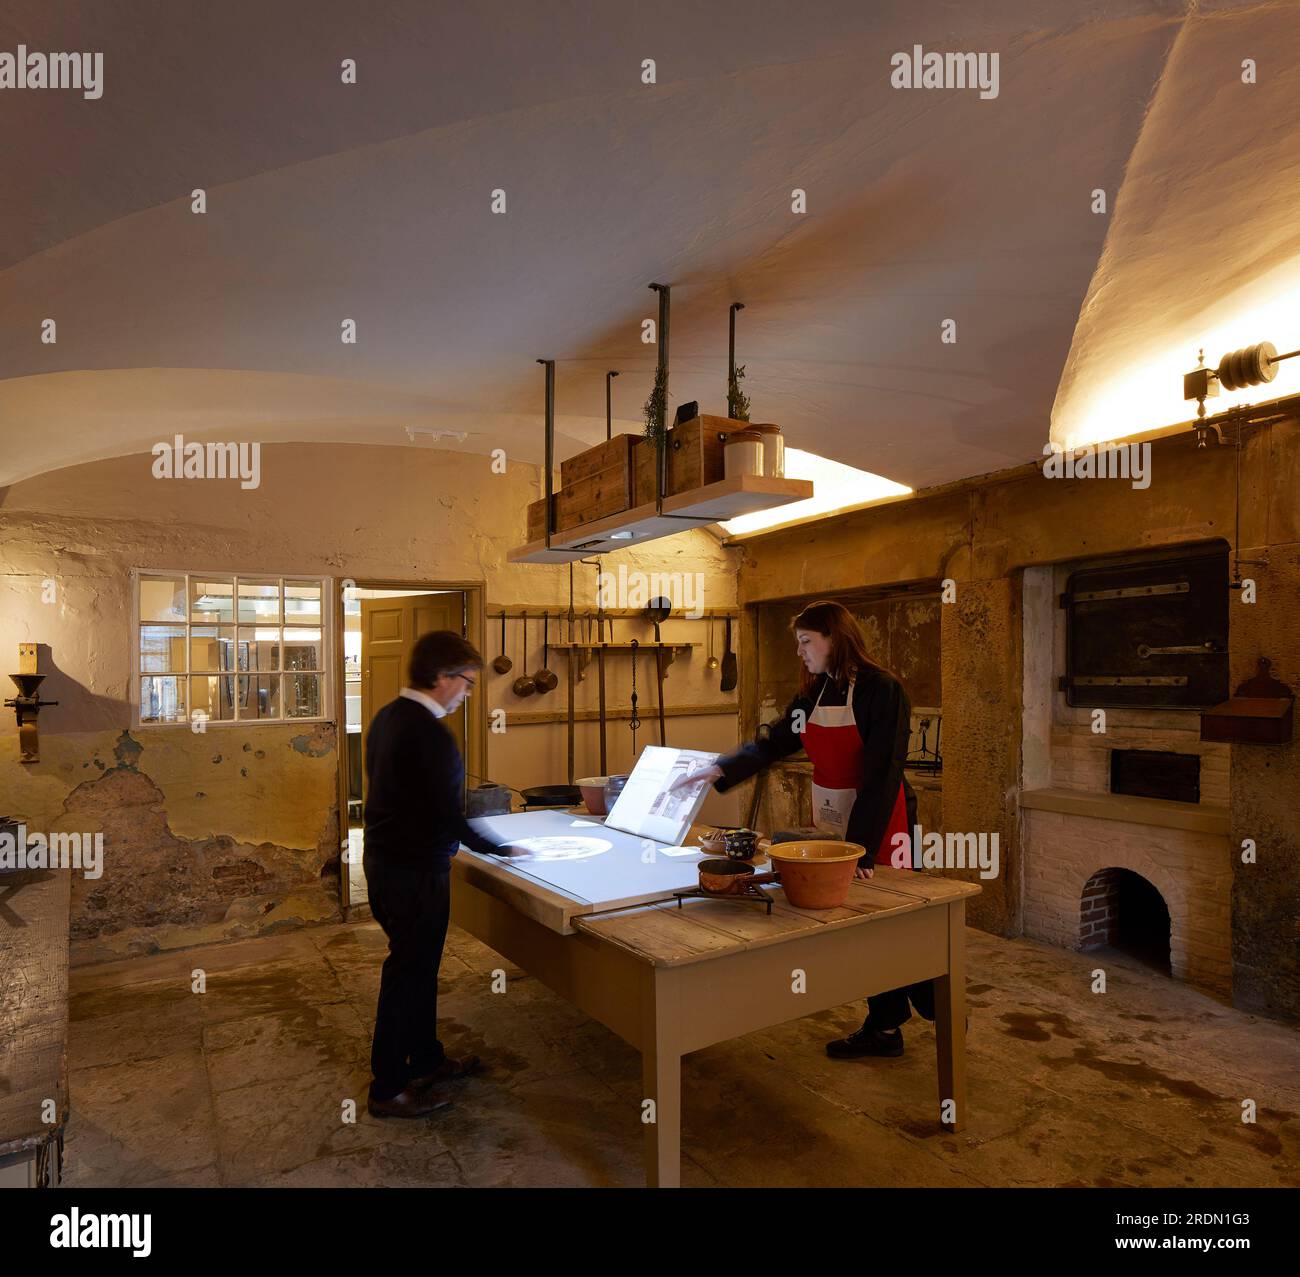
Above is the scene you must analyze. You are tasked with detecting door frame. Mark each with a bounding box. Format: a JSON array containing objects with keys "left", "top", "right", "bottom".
[{"left": 334, "top": 577, "right": 487, "bottom": 909}]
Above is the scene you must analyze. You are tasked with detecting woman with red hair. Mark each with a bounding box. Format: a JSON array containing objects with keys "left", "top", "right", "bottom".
[{"left": 693, "top": 600, "right": 934, "bottom": 1059}]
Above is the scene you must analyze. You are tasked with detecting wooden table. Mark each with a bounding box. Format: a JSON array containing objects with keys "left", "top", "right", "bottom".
[
  {"left": 0, "top": 869, "right": 71, "bottom": 1188},
  {"left": 451, "top": 841, "right": 980, "bottom": 1188}
]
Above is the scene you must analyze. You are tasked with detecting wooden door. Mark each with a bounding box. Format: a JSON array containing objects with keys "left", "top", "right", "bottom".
[{"left": 360, "top": 593, "right": 465, "bottom": 795}]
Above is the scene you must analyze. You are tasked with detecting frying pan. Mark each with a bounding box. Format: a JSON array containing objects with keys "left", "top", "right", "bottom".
[
  {"left": 492, "top": 612, "right": 512, "bottom": 674},
  {"left": 645, "top": 596, "right": 670, "bottom": 746},
  {"left": 645, "top": 597, "right": 671, "bottom": 627},
  {"left": 520, "top": 784, "right": 581, "bottom": 808},
  {"left": 534, "top": 612, "right": 558, "bottom": 694},
  {"left": 576, "top": 613, "right": 590, "bottom": 683},
  {"left": 566, "top": 591, "right": 576, "bottom": 785},
  {"left": 512, "top": 613, "right": 537, "bottom": 697},
  {"left": 629, "top": 634, "right": 641, "bottom": 755},
  {"left": 596, "top": 613, "right": 608, "bottom": 774},
  {"left": 720, "top": 616, "right": 738, "bottom": 692},
  {"left": 469, "top": 776, "right": 581, "bottom": 809}
]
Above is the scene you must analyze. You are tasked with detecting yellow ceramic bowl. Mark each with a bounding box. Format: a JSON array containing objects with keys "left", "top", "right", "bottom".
[{"left": 766, "top": 840, "right": 866, "bottom": 909}]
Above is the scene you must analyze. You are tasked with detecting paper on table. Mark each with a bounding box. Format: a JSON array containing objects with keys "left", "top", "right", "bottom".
[{"left": 604, "top": 745, "right": 719, "bottom": 847}]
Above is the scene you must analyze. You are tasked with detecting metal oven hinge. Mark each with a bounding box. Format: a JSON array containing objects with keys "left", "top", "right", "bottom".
[
  {"left": 1060, "top": 582, "right": 1189, "bottom": 607},
  {"left": 1059, "top": 675, "right": 1190, "bottom": 689}
]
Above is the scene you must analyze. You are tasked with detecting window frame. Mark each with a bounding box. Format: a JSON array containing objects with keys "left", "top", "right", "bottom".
[{"left": 132, "top": 569, "right": 333, "bottom": 728}]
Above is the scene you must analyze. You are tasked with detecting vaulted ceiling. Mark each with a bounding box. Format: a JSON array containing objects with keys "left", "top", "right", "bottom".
[{"left": 3, "top": 0, "right": 1299, "bottom": 491}]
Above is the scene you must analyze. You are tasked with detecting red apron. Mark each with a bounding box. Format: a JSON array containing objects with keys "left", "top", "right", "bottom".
[{"left": 801, "top": 677, "right": 911, "bottom": 867}]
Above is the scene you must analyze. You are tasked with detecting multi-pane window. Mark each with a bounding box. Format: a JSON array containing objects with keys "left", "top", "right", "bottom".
[{"left": 136, "top": 573, "right": 328, "bottom": 725}]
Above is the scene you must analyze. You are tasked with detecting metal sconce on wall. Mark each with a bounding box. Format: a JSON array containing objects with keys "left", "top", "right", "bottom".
[{"left": 5, "top": 644, "right": 58, "bottom": 764}]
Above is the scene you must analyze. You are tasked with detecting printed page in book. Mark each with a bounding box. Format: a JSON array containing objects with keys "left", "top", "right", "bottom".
[{"left": 605, "top": 745, "right": 720, "bottom": 846}]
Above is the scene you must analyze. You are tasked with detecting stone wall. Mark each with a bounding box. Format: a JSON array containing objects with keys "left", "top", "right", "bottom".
[
  {"left": 1226, "top": 541, "right": 1300, "bottom": 1020},
  {"left": 734, "top": 417, "right": 1300, "bottom": 1019},
  {"left": 0, "top": 442, "right": 741, "bottom": 961},
  {"left": 938, "top": 576, "right": 1021, "bottom": 935}
]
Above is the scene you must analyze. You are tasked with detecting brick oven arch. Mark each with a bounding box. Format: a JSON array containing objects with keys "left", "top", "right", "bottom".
[{"left": 1072, "top": 851, "right": 1187, "bottom": 977}]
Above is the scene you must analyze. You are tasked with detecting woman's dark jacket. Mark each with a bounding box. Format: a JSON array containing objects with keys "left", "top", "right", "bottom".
[{"left": 715, "top": 665, "right": 915, "bottom": 865}]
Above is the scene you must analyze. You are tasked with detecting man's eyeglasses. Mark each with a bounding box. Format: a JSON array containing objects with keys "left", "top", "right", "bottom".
[{"left": 452, "top": 671, "right": 477, "bottom": 691}]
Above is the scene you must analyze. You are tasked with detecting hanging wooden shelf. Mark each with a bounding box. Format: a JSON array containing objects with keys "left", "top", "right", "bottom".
[{"left": 509, "top": 474, "right": 813, "bottom": 564}]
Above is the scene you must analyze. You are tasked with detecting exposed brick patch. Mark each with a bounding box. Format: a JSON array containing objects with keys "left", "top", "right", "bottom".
[
  {"left": 1024, "top": 809, "right": 1231, "bottom": 997},
  {"left": 210, "top": 858, "right": 275, "bottom": 897},
  {"left": 1079, "top": 867, "right": 1120, "bottom": 949}
]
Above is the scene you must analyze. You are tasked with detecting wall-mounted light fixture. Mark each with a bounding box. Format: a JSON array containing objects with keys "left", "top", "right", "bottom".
[
  {"left": 4, "top": 645, "right": 58, "bottom": 764},
  {"left": 1184, "top": 340, "right": 1299, "bottom": 443}
]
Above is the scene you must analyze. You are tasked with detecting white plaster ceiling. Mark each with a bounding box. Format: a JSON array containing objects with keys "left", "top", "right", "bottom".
[{"left": 2, "top": 0, "right": 1297, "bottom": 492}]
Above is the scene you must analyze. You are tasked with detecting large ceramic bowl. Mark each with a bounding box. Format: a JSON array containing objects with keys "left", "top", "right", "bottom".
[
  {"left": 576, "top": 777, "right": 609, "bottom": 816},
  {"left": 765, "top": 840, "right": 865, "bottom": 909}
]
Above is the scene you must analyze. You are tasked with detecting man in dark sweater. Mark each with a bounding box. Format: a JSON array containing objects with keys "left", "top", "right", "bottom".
[{"left": 362, "top": 630, "right": 501, "bottom": 1118}]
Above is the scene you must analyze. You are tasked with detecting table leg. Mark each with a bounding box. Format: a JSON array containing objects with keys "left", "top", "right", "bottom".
[
  {"left": 933, "top": 899, "right": 967, "bottom": 1133},
  {"left": 641, "top": 973, "right": 681, "bottom": 1188}
]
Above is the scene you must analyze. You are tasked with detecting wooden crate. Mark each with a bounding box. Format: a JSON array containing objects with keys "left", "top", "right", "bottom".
[
  {"left": 635, "top": 415, "right": 750, "bottom": 498},
  {"left": 629, "top": 437, "right": 661, "bottom": 506},
  {"left": 556, "top": 434, "right": 639, "bottom": 531},
  {"left": 528, "top": 420, "right": 751, "bottom": 541},
  {"left": 525, "top": 461, "right": 642, "bottom": 539},
  {"left": 560, "top": 434, "right": 635, "bottom": 487},
  {"left": 526, "top": 493, "right": 557, "bottom": 541}
]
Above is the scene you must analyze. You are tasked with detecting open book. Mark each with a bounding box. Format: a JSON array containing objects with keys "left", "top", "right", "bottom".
[{"left": 604, "top": 746, "right": 720, "bottom": 847}]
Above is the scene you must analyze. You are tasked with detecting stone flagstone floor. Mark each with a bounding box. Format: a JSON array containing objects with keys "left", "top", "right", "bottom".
[{"left": 61, "top": 919, "right": 1300, "bottom": 1187}]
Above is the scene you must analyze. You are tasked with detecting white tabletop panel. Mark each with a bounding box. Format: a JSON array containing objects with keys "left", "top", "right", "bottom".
[{"left": 461, "top": 809, "right": 706, "bottom": 912}]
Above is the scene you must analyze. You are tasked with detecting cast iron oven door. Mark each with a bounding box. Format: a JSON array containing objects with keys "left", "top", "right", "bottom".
[{"left": 1061, "top": 549, "right": 1229, "bottom": 709}]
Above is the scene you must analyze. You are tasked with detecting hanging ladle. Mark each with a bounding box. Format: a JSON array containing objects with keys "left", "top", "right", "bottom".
[
  {"left": 534, "top": 611, "right": 559, "bottom": 694},
  {"left": 645, "top": 597, "right": 670, "bottom": 747},
  {"left": 513, "top": 613, "right": 537, "bottom": 697},
  {"left": 492, "top": 611, "right": 512, "bottom": 674}
]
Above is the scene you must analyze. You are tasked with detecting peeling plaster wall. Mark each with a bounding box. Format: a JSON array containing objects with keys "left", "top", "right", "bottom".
[
  {"left": 735, "top": 421, "right": 1300, "bottom": 1019},
  {"left": 2, "top": 725, "right": 342, "bottom": 963},
  {"left": 0, "top": 442, "right": 741, "bottom": 961}
]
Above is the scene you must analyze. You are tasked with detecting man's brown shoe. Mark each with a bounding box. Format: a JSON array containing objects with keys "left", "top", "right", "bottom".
[
  {"left": 409, "top": 1055, "right": 482, "bottom": 1089},
  {"left": 367, "top": 1086, "right": 453, "bottom": 1119}
]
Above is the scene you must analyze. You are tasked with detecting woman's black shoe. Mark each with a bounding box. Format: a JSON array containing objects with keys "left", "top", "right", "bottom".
[
  {"left": 366, "top": 1087, "right": 453, "bottom": 1119},
  {"left": 826, "top": 1023, "right": 904, "bottom": 1059}
]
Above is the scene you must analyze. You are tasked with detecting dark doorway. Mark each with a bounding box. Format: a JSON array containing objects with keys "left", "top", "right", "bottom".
[{"left": 334, "top": 581, "right": 485, "bottom": 912}]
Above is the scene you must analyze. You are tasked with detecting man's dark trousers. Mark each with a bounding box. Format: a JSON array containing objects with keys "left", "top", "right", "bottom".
[{"left": 363, "top": 852, "right": 451, "bottom": 1102}]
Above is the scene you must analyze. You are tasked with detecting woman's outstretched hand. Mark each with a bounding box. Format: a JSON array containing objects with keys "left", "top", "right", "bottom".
[{"left": 671, "top": 764, "right": 723, "bottom": 790}]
